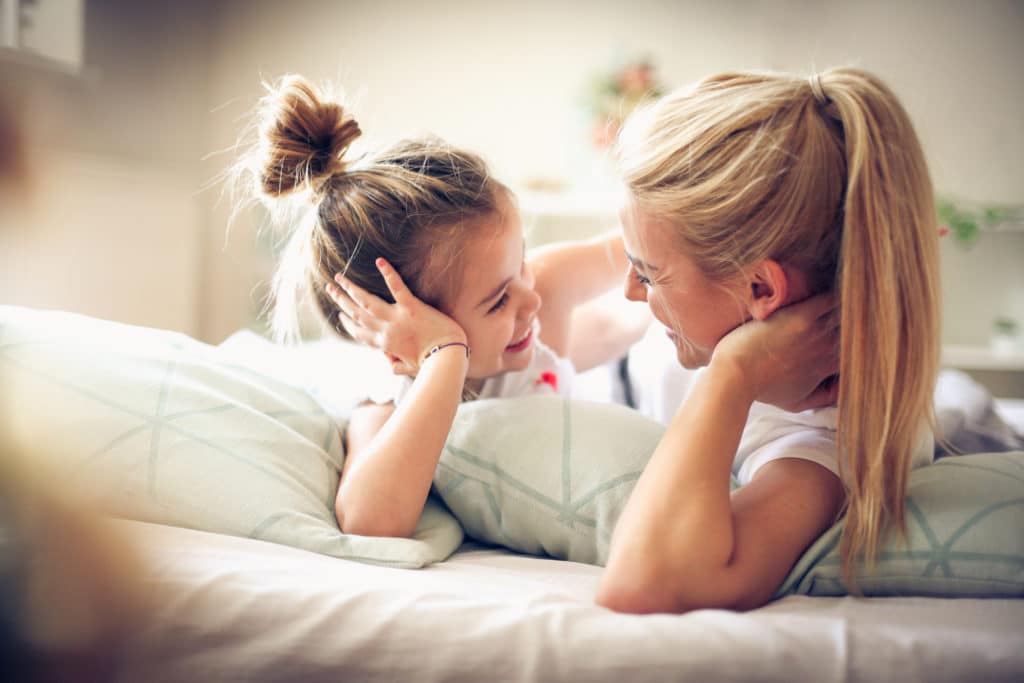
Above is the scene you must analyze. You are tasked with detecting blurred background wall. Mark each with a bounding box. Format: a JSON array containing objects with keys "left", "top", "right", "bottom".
[{"left": 1, "top": 0, "right": 1022, "bottom": 391}]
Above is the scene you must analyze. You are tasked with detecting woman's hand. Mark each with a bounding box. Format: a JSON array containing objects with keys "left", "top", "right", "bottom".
[
  {"left": 711, "top": 293, "right": 839, "bottom": 412},
  {"left": 326, "top": 258, "right": 467, "bottom": 376}
]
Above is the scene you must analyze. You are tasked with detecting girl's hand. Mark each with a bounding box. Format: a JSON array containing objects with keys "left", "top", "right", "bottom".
[
  {"left": 711, "top": 293, "right": 839, "bottom": 412},
  {"left": 326, "top": 258, "right": 467, "bottom": 376}
]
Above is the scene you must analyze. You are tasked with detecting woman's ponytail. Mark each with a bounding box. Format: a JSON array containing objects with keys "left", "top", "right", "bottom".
[{"left": 825, "top": 69, "right": 941, "bottom": 585}]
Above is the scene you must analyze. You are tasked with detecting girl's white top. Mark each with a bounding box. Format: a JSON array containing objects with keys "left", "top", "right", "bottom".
[{"left": 385, "top": 340, "right": 576, "bottom": 405}]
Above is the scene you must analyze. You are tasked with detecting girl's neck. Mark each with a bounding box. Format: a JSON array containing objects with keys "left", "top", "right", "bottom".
[{"left": 464, "top": 377, "right": 486, "bottom": 396}]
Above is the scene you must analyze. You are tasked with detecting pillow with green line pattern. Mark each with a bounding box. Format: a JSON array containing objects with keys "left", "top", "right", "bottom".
[
  {"left": 778, "top": 450, "right": 1024, "bottom": 597},
  {"left": 440, "top": 395, "right": 1024, "bottom": 597},
  {"left": 1, "top": 306, "right": 462, "bottom": 568},
  {"left": 438, "top": 394, "right": 739, "bottom": 567}
]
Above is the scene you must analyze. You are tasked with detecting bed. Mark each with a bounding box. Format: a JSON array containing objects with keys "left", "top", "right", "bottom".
[
  {"left": 114, "top": 519, "right": 1024, "bottom": 683},
  {"left": 3, "top": 305, "right": 1023, "bottom": 682}
]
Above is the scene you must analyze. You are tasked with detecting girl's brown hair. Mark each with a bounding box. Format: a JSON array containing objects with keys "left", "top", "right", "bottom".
[
  {"left": 237, "top": 74, "right": 507, "bottom": 342},
  {"left": 616, "top": 68, "right": 941, "bottom": 585}
]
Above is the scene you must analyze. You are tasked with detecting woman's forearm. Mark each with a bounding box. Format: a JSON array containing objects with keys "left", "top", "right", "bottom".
[
  {"left": 599, "top": 360, "right": 755, "bottom": 611},
  {"left": 335, "top": 348, "right": 468, "bottom": 537},
  {"left": 532, "top": 230, "right": 628, "bottom": 356}
]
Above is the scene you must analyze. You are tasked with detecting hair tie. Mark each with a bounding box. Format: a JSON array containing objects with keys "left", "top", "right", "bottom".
[{"left": 808, "top": 73, "right": 830, "bottom": 106}]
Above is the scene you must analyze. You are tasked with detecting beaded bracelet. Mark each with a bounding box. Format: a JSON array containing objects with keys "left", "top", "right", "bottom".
[{"left": 423, "top": 341, "right": 471, "bottom": 361}]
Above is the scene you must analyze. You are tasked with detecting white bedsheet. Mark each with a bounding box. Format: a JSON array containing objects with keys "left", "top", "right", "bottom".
[{"left": 114, "top": 520, "right": 1024, "bottom": 683}]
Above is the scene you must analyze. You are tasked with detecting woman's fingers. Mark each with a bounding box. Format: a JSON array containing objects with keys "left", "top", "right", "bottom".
[{"left": 790, "top": 374, "right": 840, "bottom": 412}]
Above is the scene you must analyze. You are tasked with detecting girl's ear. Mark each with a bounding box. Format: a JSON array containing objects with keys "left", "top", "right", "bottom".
[{"left": 746, "top": 259, "right": 789, "bottom": 321}]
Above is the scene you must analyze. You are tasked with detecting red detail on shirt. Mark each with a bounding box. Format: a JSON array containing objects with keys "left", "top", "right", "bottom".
[{"left": 536, "top": 371, "right": 558, "bottom": 392}]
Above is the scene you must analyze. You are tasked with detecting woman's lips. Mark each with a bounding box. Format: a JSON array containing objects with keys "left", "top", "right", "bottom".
[{"left": 505, "top": 326, "right": 534, "bottom": 353}]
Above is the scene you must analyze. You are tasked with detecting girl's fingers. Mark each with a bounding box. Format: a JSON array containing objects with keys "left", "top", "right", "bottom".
[
  {"left": 326, "top": 282, "right": 360, "bottom": 321},
  {"left": 329, "top": 284, "right": 385, "bottom": 337},
  {"left": 347, "top": 320, "right": 383, "bottom": 349},
  {"left": 334, "top": 305, "right": 357, "bottom": 333},
  {"left": 333, "top": 272, "right": 387, "bottom": 316},
  {"left": 389, "top": 356, "right": 415, "bottom": 377},
  {"left": 375, "top": 258, "right": 413, "bottom": 305}
]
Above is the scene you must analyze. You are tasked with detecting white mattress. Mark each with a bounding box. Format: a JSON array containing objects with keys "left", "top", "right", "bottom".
[
  {"left": 146, "top": 332, "right": 1023, "bottom": 681},
  {"left": 115, "top": 520, "right": 1024, "bottom": 683}
]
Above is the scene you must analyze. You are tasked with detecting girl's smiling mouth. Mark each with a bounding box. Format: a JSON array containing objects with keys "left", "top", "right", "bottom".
[{"left": 505, "top": 325, "right": 534, "bottom": 353}]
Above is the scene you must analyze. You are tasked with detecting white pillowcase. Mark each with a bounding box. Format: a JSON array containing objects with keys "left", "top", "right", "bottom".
[
  {"left": 0, "top": 306, "right": 462, "bottom": 568},
  {"left": 438, "top": 395, "right": 676, "bottom": 565}
]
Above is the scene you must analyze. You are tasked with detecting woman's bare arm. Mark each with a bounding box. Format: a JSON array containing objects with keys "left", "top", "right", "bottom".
[
  {"left": 565, "top": 292, "right": 652, "bottom": 372},
  {"left": 597, "top": 295, "right": 843, "bottom": 613},
  {"left": 530, "top": 230, "right": 638, "bottom": 366},
  {"left": 596, "top": 361, "right": 843, "bottom": 612}
]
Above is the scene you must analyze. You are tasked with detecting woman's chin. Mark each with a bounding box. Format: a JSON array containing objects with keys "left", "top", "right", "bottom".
[
  {"left": 672, "top": 340, "right": 709, "bottom": 369},
  {"left": 676, "top": 354, "right": 705, "bottom": 370}
]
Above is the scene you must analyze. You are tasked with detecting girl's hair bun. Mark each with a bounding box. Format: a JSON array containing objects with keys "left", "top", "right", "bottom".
[{"left": 257, "top": 74, "right": 360, "bottom": 197}]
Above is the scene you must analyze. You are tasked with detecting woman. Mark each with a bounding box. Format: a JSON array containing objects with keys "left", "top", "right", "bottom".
[{"left": 597, "top": 67, "right": 939, "bottom": 613}]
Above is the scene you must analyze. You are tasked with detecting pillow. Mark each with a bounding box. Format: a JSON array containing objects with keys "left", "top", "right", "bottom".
[
  {"left": 777, "top": 450, "right": 1024, "bottom": 598},
  {"left": 0, "top": 306, "right": 462, "bottom": 568},
  {"left": 440, "top": 395, "right": 1024, "bottom": 598},
  {"left": 437, "top": 395, "right": 737, "bottom": 566}
]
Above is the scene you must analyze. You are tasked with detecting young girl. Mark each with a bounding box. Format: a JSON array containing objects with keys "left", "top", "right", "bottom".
[
  {"left": 597, "top": 68, "right": 941, "bottom": 613},
  {"left": 239, "top": 75, "right": 647, "bottom": 538}
]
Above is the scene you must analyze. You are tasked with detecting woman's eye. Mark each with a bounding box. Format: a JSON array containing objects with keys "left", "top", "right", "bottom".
[
  {"left": 488, "top": 293, "right": 509, "bottom": 314},
  {"left": 634, "top": 270, "right": 651, "bottom": 286}
]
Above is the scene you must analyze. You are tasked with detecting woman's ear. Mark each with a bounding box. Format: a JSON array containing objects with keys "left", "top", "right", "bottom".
[{"left": 746, "top": 260, "right": 789, "bottom": 321}]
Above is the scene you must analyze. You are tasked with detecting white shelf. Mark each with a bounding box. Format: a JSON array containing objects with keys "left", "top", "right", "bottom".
[
  {"left": 516, "top": 190, "right": 620, "bottom": 220},
  {"left": 942, "top": 344, "right": 1024, "bottom": 371}
]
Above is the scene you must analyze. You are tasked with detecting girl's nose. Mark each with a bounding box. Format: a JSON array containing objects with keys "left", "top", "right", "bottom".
[{"left": 522, "top": 285, "right": 542, "bottom": 318}]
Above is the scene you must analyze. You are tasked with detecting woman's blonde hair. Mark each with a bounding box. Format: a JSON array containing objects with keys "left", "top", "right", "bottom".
[
  {"left": 236, "top": 74, "right": 507, "bottom": 342},
  {"left": 616, "top": 68, "right": 941, "bottom": 585}
]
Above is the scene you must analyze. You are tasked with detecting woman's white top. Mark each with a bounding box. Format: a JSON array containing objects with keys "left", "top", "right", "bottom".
[
  {"left": 626, "top": 324, "right": 935, "bottom": 486},
  {"left": 735, "top": 402, "right": 935, "bottom": 485}
]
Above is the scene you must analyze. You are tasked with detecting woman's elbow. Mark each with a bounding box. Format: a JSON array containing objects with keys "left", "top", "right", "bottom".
[
  {"left": 596, "top": 561, "right": 753, "bottom": 614},
  {"left": 595, "top": 565, "right": 685, "bottom": 615}
]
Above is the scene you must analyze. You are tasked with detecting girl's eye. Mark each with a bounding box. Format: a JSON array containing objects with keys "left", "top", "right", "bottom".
[{"left": 488, "top": 292, "right": 509, "bottom": 314}]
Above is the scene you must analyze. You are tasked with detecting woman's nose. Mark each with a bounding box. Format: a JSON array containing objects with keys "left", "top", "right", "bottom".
[{"left": 624, "top": 269, "right": 647, "bottom": 303}]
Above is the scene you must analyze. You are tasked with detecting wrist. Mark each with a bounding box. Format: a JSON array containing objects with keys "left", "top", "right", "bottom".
[
  {"left": 419, "top": 339, "right": 471, "bottom": 370},
  {"left": 705, "top": 355, "right": 757, "bottom": 406},
  {"left": 422, "top": 340, "right": 471, "bottom": 363}
]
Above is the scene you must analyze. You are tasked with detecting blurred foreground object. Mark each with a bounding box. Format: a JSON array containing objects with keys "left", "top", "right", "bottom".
[
  {"left": 0, "top": 84, "right": 151, "bottom": 683},
  {"left": 0, "top": 455, "right": 151, "bottom": 682}
]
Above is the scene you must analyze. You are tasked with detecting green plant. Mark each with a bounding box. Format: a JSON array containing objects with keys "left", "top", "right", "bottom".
[
  {"left": 936, "top": 198, "right": 1016, "bottom": 247},
  {"left": 993, "top": 317, "right": 1019, "bottom": 335},
  {"left": 582, "top": 58, "right": 666, "bottom": 149}
]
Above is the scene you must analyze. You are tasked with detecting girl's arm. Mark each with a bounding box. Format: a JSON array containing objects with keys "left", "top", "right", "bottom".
[
  {"left": 597, "top": 295, "right": 844, "bottom": 613},
  {"left": 529, "top": 231, "right": 648, "bottom": 369},
  {"left": 337, "top": 347, "right": 467, "bottom": 537},
  {"left": 328, "top": 259, "right": 468, "bottom": 538}
]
